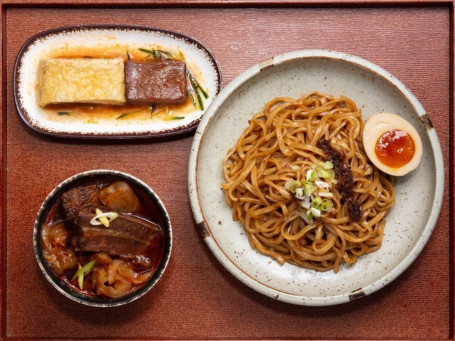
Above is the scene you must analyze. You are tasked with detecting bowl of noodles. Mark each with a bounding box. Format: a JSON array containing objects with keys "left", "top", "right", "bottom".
[{"left": 188, "top": 50, "right": 444, "bottom": 306}]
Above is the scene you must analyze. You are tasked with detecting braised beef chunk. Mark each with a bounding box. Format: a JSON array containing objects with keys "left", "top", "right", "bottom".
[
  {"left": 125, "top": 60, "right": 187, "bottom": 105},
  {"left": 72, "top": 213, "right": 162, "bottom": 260},
  {"left": 61, "top": 184, "right": 99, "bottom": 217}
]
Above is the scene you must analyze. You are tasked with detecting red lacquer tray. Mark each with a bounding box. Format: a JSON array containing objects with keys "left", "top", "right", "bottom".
[{"left": 1, "top": 1, "right": 453, "bottom": 340}]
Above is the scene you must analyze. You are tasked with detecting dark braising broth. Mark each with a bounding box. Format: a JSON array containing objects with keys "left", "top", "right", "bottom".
[{"left": 41, "top": 179, "right": 165, "bottom": 299}]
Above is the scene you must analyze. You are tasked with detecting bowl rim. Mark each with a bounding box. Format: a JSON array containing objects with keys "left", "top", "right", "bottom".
[{"left": 33, "top": 169, "right": 172, "bottom": 307}]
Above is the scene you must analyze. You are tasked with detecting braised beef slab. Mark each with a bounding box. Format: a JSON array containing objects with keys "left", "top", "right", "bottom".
[
  {"left": 125, "top": 60, "right": 187, "bottom": 104},
  {"left": 61, "top": 184, "right": 100, "bottom": 217},
  {"left": 73, "top": 213, "right": 162, "bottom": 260}
]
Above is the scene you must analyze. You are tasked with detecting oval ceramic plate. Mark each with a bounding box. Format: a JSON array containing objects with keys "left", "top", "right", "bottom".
[
  {"left": 188, "top": 50, "right": 444, "bottom": 306},
  {"left": 14, "top": 25, "right": 221, "bottom": 139}
]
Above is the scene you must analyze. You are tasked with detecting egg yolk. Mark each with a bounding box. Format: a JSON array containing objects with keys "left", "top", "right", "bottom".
[{"left": 375, "top": 129, "right": 415, "bottom": 168}]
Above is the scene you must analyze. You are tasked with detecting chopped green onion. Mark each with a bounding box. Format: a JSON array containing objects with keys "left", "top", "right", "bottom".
[
  {"left": 90, "top": 209, "right": 119, "bottom": 227},
  {"left": 195, "top": 89, "right": 204, "bottom": 110},
  {"left": 304, "top": 181, "right": 315, "bottom": 196},
  {"left": 58, "top": 111, "right": 70, "bottom": 116},
  {"left": 138, "top": 47, "right": 155, "bottom": 55},
  {"left": 306, "top": 169, "right": 315, "bottom": 181},
  {"left": 78, "top": 269, "right": 84, "bottom": 289},
  {"left": 149, "top": 104, "right": 156, "bottom": 118},
  {"left": 192, "top": 83, "right": 204, "bottom": 110},
  {"left": 196, "top": 80, "right": 209, "bottom": 99},
  {"left": 187, "top": 69, "right": 205, "bottom": 110},
  {"left": 295, "top": 187, "right": 304, "bottom": 199},
  {"left": 171, "top": 116, "right": 185, "bottom": 120},
  {"left": 116, "top": 113, "right": 128, "bottom": 120},
  {"left": 156, "top": 49, "right": 174, "bottom": 58},
  {"left": 290, "top": 160, "right": 336, "bottom": 223},
  {"left": 306, "top": 212, "right": 314, "bottom": 222},
  {"left": 300, "top": 196, "right": 311, "bottom": 209},
  {"left": 138, "top": 48, "right": 176, "bottom": 60},
  {"left": 323, "top": 161, "right": 333, "bottom": 169},
  {"left": 319, "top": 169, "right": 336, "bottom": 182},
  {"left": 289, "top": 180, "right": 301, "bottom": 193},
  {"left": 187, "top": 89, "right": 197, "bottom": 108},
  {"left": 318, "top": 169, "right": 330, "bottom": 178},
  {"left": 310, "top": 207, "right": 321, "bottom": 218},
  {"left": 72, "top": 260, "right": 96, "bottom": 290},
  {"left": 311, "top": 196, "right": 322, "bottom": 208},
  {"left": 320, "top": 199, "right": 333, "bottom": 211}
]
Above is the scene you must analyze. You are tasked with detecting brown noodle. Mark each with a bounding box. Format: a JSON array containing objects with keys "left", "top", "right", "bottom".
[{"left": 222, "top": 91, "right": 395, "bottom": 272}]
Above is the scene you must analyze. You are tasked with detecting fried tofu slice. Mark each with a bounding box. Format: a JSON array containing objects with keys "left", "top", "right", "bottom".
[{"left": 37, "top": 58, "right": 126, "bottom": 106}]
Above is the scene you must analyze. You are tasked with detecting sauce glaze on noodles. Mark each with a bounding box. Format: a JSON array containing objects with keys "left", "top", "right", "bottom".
[{"left": 222, "top": 91, "right": 395, "bottom": 272}]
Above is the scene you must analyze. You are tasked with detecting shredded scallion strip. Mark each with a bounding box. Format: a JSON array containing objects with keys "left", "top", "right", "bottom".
[
  {"left": 72, "top": 260, "right": 96, "bottom": 290},
  {"left": 90, "top": 208, "right": 118, "bottom": 227}
]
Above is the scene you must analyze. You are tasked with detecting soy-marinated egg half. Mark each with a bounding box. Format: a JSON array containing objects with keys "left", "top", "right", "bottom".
[{"left": 363, "top": 113, "right": 422, "bottom": 176}]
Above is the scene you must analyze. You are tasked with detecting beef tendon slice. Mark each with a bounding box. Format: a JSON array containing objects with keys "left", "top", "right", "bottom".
[{"left": 125, "top": 60, "right": 187, "bottom": 105}]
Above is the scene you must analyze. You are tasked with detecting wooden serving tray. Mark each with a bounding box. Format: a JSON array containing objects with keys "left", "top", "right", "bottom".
[{"left": 1, "top": 1, "right": 453, "bottom": 340}]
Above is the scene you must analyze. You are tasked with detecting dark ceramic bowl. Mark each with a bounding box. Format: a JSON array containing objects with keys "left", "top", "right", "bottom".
[{"left": 33, "top": 169, "right": 172, "bottom": 307}]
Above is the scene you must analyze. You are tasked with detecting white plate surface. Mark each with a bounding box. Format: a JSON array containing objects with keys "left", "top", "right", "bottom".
[{"left": 188, "top": 50, "right": 444, "bottom": 306}]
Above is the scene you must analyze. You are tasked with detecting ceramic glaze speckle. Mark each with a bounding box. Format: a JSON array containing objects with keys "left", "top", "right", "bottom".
[
  {"left": 14, "top": 25, "right": 221, "bottom": 139},
  {"left": 188, "top": 50, "right": 444, "bottom": 306}
]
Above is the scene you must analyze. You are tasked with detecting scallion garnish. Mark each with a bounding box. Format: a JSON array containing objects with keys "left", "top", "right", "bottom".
[
  {"left": 116, "top": 113, "right": 128, "bottom": 120},
  {"left": 90, "top": 208, "right": 119, "bottom": 227},
  {"left": 138, "top": 47, "right": 156, "bottom": 56},
  {"left": 195, "top": 79, "right": 209, "bottom": 99},
  {"left": 187, "top": 89, "right": 197, "bottom": 108},
  {"left": 187, "top": 69, "right": 205, "bottom": 110},
  {"left": 323, "top": 161, "right": 334, "bottom": 169},
  {"left": 287, "top": 162, "right": 336, "bottom": 222},
  {"left": 156, "top": 49, "right": 174, "bottom": 58},
  {"left": 306, "top": 168, "right": 315, "bottom": 181},
  {"left": 288, "top": 180, "right": 301, "bottom": 193},
  {"left": 149, "top": 104, "right": 156, "bottom": 118},
  {"left": 72, "top": 260, "right": 96, "bottom": 290},
  {"left": 58, "top": 111, "right": 70, "bottom": 116}
]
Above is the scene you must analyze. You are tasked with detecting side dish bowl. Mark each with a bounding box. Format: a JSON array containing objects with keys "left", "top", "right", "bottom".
[{"left": 33, "top": 169, "right": 172, "bottom": 307}]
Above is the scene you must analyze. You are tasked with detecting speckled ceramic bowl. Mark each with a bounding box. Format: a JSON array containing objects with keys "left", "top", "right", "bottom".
[
  {"left": 33, "top": 169, "right": 172, "bottom": 307},
  {"left": 188, "top": 50, "right": 444, "bottom": 306}
]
